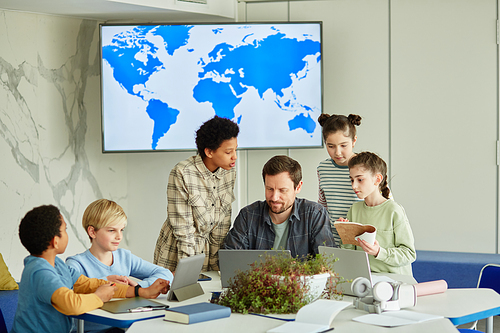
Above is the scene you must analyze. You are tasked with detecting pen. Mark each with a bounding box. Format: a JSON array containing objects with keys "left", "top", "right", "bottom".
[{"left": 318, "top": 328, "right": 334, "bottom": 333}]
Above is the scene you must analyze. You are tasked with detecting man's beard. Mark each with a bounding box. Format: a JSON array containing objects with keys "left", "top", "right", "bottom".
[{"left": 268, "top": 201, "right": 293, "bottom": 214}]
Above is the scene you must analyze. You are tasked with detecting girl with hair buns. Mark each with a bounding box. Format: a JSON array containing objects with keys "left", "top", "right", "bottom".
[
  {"left": 340, "top": 152, "right": 416, "bottom": 275},
  {"left": 317, "top": 113, "right": 362, "bottom": 245}
]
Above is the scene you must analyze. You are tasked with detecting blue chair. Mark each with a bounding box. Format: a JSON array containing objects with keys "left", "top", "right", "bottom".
[
  {"left": 477, "top": 264, "right": 500, "bottom": 293},
  {"left": 462, "top": 264, "right": 500, "bottom": 332}
]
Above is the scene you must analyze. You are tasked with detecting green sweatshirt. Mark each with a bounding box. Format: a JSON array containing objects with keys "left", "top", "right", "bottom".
[{"left": 342, "top": 199, "right": 416, "bottom": 276}]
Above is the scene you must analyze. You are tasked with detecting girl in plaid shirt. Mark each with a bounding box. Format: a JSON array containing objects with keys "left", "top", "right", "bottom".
[{"left": 154, "top": 116, "right": 239, "bottom": 272}]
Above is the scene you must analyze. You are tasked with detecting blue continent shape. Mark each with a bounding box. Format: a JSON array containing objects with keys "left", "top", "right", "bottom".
[
  {"left": 103, "top": 25, "right": 194, "bottom": 149},
  {"left": 193, "top": 79, "right": 242, "bottom": 119},
  {"left": 152, "top": 25, "right": 193, "bottom": 56},
  {"left": 288, "top": 113, "right": 316, "bottom": 134},
  {"left": 199, "top": 32, "right": 320, "bottom": 99},
  {"left": 102, "top": 26, "right": 162, "bottom": 97},
  {"left": 145, "top": 99, "right": 180, "bottom": 150}
]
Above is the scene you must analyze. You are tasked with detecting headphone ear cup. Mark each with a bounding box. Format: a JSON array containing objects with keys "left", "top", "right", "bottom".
[
  {"left": 351, "top": 277, "right": 372, "bottom": 297},
  {"left": 372, "top": 281, "right": 394, "bottom": 302}
]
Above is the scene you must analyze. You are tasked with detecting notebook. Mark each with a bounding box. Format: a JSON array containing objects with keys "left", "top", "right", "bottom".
[
  {"left": 101, "top": 297, "right": 167, "bottom": 314},
  {"left": 318, "top": 246, "right": 373, "bottom": 296},
  {"left": 218, "top": 249, "right": 291, "bottom": 288},
  {"left": 166, "top": 253, "right": 205, "bottom": 301}
]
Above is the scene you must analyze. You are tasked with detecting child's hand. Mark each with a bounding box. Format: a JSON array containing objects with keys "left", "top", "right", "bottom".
[
  {"left": 358, "top": 239, "right": 380, "bottom": 257},
  {"left": 336, "top": 217, "right": 349, "bottom": 222},
  {"left": 124, "top": 276, "right": 139, "bottom": 287},
  {"left": 95, "top": 283, "right": 117, "bottom": 303},
  {"left": 139, "top": 279, "right": 170, "bottom": 299},
  {"left": 107, "top": 275, "right": 129, "bottom": 285}
]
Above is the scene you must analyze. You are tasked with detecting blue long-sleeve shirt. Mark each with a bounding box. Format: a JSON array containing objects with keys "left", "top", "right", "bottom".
[
  {"left": 224, "top": 198, "right": 337, "bottom": 258},
  {"left": 66, "top": 248, "right": 173, "bottom": 287}
]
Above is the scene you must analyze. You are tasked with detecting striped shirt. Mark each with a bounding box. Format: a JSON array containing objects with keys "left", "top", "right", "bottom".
[
  {"left": 317, "top": 158, "right": 361, "bottom": 244},
  {"left": 153, "top": 155, "right": 236, "bottom": 272}
]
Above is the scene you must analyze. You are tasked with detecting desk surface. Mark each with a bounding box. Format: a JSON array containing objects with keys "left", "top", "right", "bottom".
[
  {"left": 414, "top": 288, "right": 500, "bottom": 325},
  {"left": 80, "top": 271, "right": 500, "bottom": 333},
  {"left": 126, "top": 311, "right": 459, "bottom": 333}
]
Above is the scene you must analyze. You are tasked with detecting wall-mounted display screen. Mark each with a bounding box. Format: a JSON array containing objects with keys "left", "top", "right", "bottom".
[{"left": 100, "top": 22, "right": 323, "bottom": 152}]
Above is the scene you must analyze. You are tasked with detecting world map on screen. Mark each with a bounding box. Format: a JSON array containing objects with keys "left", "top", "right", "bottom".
[{"left": 101, "top": 24, "right": 322, "bottom": 151}]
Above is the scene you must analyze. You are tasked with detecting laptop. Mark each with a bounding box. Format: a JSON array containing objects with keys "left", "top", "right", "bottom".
[
  {"left": 101, "top": 297, "right": 167, "bottom": 314},
  {"left": 318, "top": 246, "right": 373, "bottom": 296},
  {"left": 166, "top": 253, "right": 205, "bottom": 301},
  {"left": 218, "top": 249, "right": 291, "bottom": 288}
]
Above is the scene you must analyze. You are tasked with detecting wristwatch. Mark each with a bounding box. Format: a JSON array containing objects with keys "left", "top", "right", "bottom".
[{"left": 134, "top": 284, "right": 140, "bottom": 297}]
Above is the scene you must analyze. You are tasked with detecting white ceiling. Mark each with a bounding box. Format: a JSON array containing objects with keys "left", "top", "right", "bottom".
[{"left": 0, "top": 0, "right": 236, "bottom": 22}]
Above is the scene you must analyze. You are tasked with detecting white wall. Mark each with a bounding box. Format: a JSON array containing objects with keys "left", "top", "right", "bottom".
[
  {"left": 390, "top": 0, "right": 498, "bottom": 253},
  {"left": 0, "top": 10, "right": 128, "bottom": 280},
  {"left": 239, "top": 0, "right": 500, "bottom": 254},
  {"left": 1, "top": 0, "right": 499, "bottom": 280}
]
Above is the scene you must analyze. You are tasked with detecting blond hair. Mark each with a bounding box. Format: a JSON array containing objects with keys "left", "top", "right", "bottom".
[{"left": 82, "top": 199, "right": 127, "bottom": 241}]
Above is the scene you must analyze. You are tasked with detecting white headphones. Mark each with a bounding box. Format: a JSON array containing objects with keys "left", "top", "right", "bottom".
[{"left": 351, "top": 277, "right": 417, "bottom": 313}]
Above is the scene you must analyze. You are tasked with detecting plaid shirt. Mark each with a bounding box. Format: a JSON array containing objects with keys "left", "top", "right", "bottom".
[
  {"left": 154, "top": 155, "right": 235, "bottom": 272},
  {"left": 224, "top": 198, "right": 337, "bottom": 258}
]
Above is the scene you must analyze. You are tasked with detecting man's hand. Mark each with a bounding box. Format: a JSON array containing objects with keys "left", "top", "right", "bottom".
[
  {"left": 139, "top": 279, "right": 170, "bottom": 299},
  {"left": 94, "top": 283, "right": 117, "bottom": 303},
  {"left": 336, "top": 217, "right": 349, "bottom": 222},
  {"left": 358, "top": 239, "right": 380, "bottom": 257}
]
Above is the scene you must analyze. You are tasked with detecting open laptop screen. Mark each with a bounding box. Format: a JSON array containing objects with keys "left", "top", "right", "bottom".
[
  {"left": 218, "top": 249, "right": 291, "bottom": 288},
  {"left": 318, "top": 246, "right": 372, "bottom": 296}
]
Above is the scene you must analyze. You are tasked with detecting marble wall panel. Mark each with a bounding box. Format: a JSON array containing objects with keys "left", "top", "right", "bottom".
[{"left": 0, "top": 10, "right": 128, "bottom": 280}]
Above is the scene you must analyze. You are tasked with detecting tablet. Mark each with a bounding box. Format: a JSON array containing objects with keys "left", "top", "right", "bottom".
[{"left": 101, "top": 297, "right": 167, "bottom": 314}]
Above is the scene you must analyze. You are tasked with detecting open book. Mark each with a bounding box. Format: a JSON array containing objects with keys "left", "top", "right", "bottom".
[
  {"left": 352, "top": 310, "right": 444, "bottom": 327},
  {"left": 334, "top": 221, "right": 376, "bottom": 246},
  {"left": 267, "top": 299, "right": 351, "bottom": 333}
]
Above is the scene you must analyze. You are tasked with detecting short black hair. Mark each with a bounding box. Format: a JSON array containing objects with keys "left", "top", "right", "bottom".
[
  {"left": 195, "top": 116, "right": 239, "bottom": 158},
  {"left": 262, "top": 155, "right": 302, "bottom": 188},
  {"left": 19, "top": 205, "right": 62, "bottom": 255}
]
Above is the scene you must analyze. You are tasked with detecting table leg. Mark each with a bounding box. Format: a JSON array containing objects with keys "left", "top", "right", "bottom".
[
  {"left": 77, "top": 319, "right": 84, "bottom": 333},
  {"left": 486, "top": 316, "right": 493, "bottom": 333}
]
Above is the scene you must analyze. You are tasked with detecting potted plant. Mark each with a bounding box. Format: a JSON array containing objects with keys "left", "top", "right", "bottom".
[{"left": 211, "top": 252, "right": 345, "bottom": 314}]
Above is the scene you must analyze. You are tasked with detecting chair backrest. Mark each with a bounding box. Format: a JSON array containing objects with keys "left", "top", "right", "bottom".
[
  {"left": 477, "top": 264, "right": 500, "bottom": 294},
  {"left": 0, "top": 308, "right": 7, "bottom": 333}
]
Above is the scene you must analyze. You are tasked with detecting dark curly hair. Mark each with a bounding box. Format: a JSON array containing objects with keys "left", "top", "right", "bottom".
[
  {"left": 262, "top": 155, "right": 302, "bottom": 188},
  {"left": 195, "top": 116, "right": 239, "bottom": 158},
  {"left": 19, "top": 205, "right": 62, "bottom": 255},
  {"left": 318, "top": 113, "right": 362, "bottom": 142}
]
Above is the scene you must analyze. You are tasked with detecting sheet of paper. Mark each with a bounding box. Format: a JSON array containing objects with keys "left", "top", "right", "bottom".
[
  {"left": 353, "top": 313, "right": 415, "bottom": 327},
  {"left": 267, "top": 321, "right": 328, "bottom": 333},
  {"left": 353, "top": 310, "right": 444, "bottom": 327},
  {"left": 296, "top": 299, "right": 351, "bottom": 326}
]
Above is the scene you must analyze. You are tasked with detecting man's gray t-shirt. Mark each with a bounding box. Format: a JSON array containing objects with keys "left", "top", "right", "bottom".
[{"left": 272, "top": 218, "right": 290, "bottom": 250}]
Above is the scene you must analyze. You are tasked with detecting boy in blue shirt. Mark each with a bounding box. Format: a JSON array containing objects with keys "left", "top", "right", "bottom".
[
  {"left": 66, "top": 199, "right": 173, "bottom": 287},
  {"left": 11, "top": 205, "right": 169, "bottom": 333}
]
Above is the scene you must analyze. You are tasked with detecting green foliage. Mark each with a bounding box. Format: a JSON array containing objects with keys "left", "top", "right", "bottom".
[{"left": 212, "top": 252, "right": 345, "bottom": 314}]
